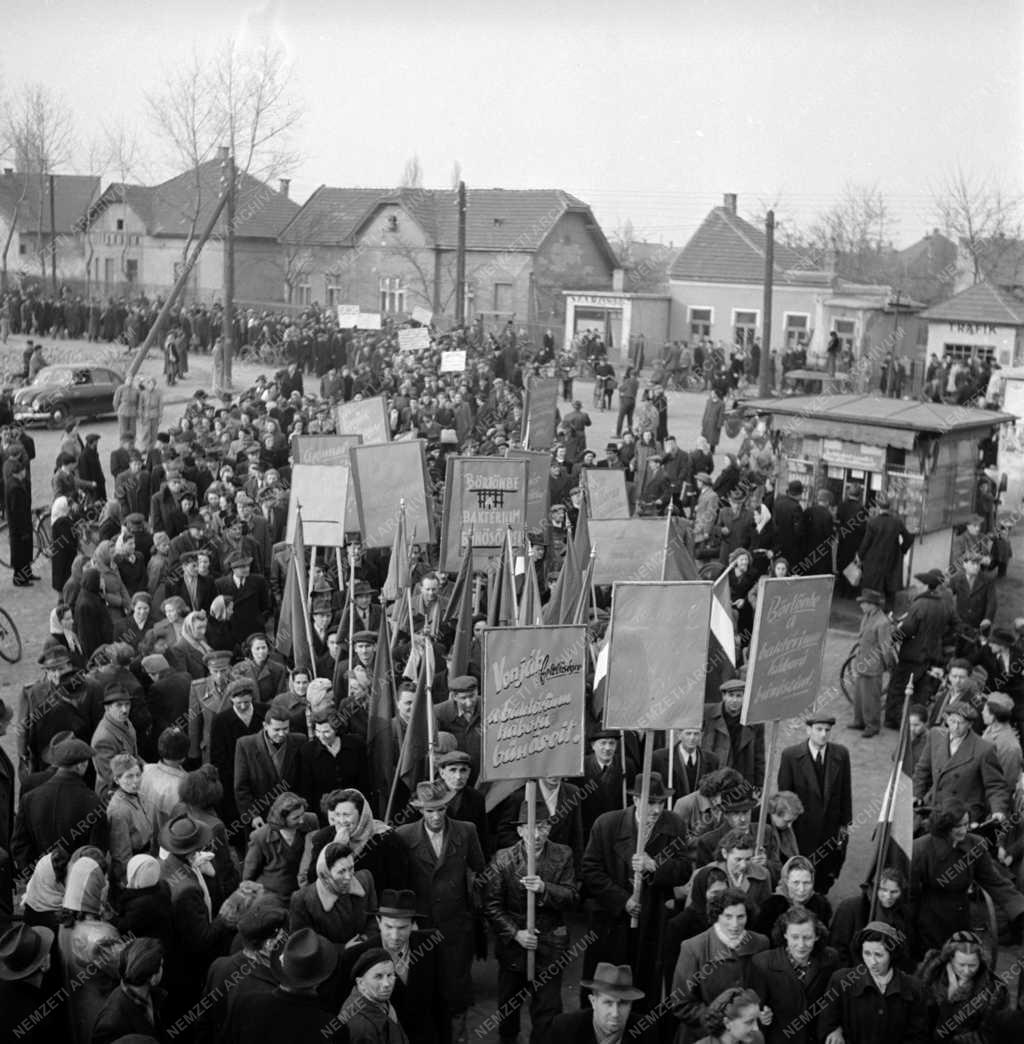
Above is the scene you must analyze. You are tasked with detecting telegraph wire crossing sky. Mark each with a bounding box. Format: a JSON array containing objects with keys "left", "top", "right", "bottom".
[{"left": 0, "top": 0, "right": 1021, "bottom": 247}]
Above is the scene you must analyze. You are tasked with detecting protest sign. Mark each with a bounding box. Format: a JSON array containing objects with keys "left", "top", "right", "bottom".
[
  {"left": 336, "top": 304, "right": 360, "bottom": 328},
  {"left": 440, "top": 350, "right": 467, "bottom": 373},
  {"left": 292, "top": 434, "right": 362, "bottom": 466},
  {"left": 334, "top": 397, "right": 390, "bottom": 444},
  {"left": 351, "top": 440, "right": 434, "bottom": 548},
  {"left": 356, "top": 312, "right": 382, "bottom": 330},
  {"left": 603, "top": 582, "right": 712, "bottom": 731},
  {"left": 398, "top": 327, "right": 431, "bottom": 352},
  {"left": 440, "top": 456, "right": 529, "bottom": 572},
  {"left": 480, "top": 625, "right": 587, "bottom": 782},
  {"left": 411, "top": 306, "right": 433, "bottom": 326},
  {"left": 286, "top": 464, "right": 349, "bottom": 547},
  {"left": 588, "top": 518, "right": 695, "bottom": 584},
  {"left": 741, "top": 575, "right": 834, "bottom": 725},
  {"left": 523, "top": 377, "right": 560, "bottom": 450},
  {"left": 583, "top": 468, "right": 630, "bottom": 519},
  {"left": 507, "top": 449, "right": 551, "bottom": 534}
]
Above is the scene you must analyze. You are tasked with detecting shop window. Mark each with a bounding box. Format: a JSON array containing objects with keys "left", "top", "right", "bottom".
[
  {"left": 689, "top": 307, "right": 712, "bottom": 340},
  {"left": 832, "top": 318, "right": 856, "bottom": 352},
  {"left": 943, "top": 343, "right": 995, "bottom": 365},
  {"left": 784, "top": 313, "right": 810, "bottom": 348},
  {"left": 493, "top": 283, "right": 513, "bottom": 312},
  {"left": 733, "top": 309, "right": 758, "bottom": 348},
  {"left": 379, "top": 276, "right": 405, "bottom": 314}
]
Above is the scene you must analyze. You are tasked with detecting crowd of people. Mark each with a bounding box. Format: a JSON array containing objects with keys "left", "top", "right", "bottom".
[{"left": 0, "top": 313, "right": 1024, "bottom": 1044}]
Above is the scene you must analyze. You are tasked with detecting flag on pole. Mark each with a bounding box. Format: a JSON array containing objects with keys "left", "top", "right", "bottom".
[
  {"left": 517, "top": 556, "right": 544, "bottom": 626},
  {"left": 383, "top": 507, "right": 411, "bottom": 603},
  {"left": 366, "top": 613, "right": 397, "bottom": 816},
  {"left": 873, "top": 703, "right": 915, "bottom": 883},
  {"left": 398, "top": 646, "right": 431, "bottom": 789},
  {"left": 486, "top": 534, "right": 517, "bottom": 627},
  {"left": 710, "top": 568, "right": 737, "bottom": 667},
  {"left": 590, "top": 634, "right": 610, "bottom": 720},
  {"left": 447, "top": 536, "right": 475, "bottom": 677},
  {"left": 276, "top": 508, "right": 315, "bottom": 670},
  {"left": 442, "top": 534, "right": 473, "bottom": 625}
]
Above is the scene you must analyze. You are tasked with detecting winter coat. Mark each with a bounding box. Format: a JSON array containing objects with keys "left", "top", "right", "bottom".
[
  {"left": 817, "top": 965, "right": 928, "bottom": 1044},
  {"left": 916, "top": 946, "right": 1008, "bottom": 1042},
  {"left": 750, "top": 944, "right": 842, "bottom": 1044}
]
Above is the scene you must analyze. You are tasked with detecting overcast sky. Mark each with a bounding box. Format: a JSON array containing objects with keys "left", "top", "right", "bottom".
[{"left": 2, "top": 0, "right": 1021, "bottom": 248}]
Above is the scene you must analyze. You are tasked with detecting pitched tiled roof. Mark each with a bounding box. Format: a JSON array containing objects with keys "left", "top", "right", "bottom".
[
  {"left": 669, "top": 205, "right": 821, "bottom": 284},
  {"left": 279, "top": 187, "right": 611, "bottom": 258},
  {"left": 90, "top": 161, "right": 298, "bottom": 240},
  {"left": 0, "top": 172, "right": 100, "bottom": 233},
  {"left": 919, "top": 280, "right": 1024, "bottom": 325}
]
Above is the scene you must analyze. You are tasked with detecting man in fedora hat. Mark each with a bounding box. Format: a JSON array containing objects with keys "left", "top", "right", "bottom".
[
  {"left": 337, "top": 579, "right": 382, "bottom": 648},
  {"left": 396, "top": 779, "right": 485, "bottom": 1040},
  {"left": 851, "top": 589, "right": 895, "bottom": 737},
  {"left": 771, "top": 479, "right": 807, "bottom": 573},
  {"left": 482, "top": 799, "right": 580, "bottom": 1042},
  {"left": 778, "top": 713, "right": 853, "bottom": 892},
  {"left": 549, "top": 962, "right": 645, "bottom": 1043},
  {"left": 884, "top": 568, "right": 958, "bottom": 728},
  {"left": 354, "top": 889, "right": 449, "bottom": 1044},
  {"left": 16, "top": 645, "right": 91, "bottom": 778},
  {"left": 494, "top": 775, "right": 586, "bottom": 873},
  {"left": 581, "top": 772, "right": 690, "bottom": 1014},
  {"left": 222, "top": 928, "right": 339, "bottom": 1042},
  {"left": 11, "top": 738, "right": 106, "bottom": 875},
  {"left": 855, "top": 493, "right": 912, "bottom": 609},
  {"left": 90, "top": 683, "right": 138, "bottom": 799},
  {"left": 581, "top": 730, "right": 638, "bottom": 834},
  {"left": 215, "top": 547, "right": 272, "bottom": 648},
  {"left": 0, "top": 923, "right": 57, "bottom": 1039},
  {"left": 981, "top": 692, "right": 1022, "bottom": 788}
]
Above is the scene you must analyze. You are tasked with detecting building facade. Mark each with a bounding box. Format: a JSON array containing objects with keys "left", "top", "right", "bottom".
[{"left": 919, "top": 281, "right": 1024, "bottom": 369}]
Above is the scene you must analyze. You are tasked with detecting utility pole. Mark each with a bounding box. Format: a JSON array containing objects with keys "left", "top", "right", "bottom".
[
  {"left": 48, "top": 174, "right": 58, "bottom": 295},
  {"left": 759, "top": 210, "right": 774, "bottom": 398},
  {"left": 221, "top": 149, "right": 236, "bottom": 389},
  {"left": 455, "top": 180, "right": 467, "bottom": 325}
]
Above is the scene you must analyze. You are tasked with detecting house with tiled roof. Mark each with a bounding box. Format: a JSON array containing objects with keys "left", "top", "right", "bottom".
[
  {"left": 278, "top": 185, "right": 617, "bottom": 327},
  {"left": 85, "top": 153, "right": 298, "bottom": 304},
  {"left": 667, "top": 194, "right": 925, "bottom": 377},
  {"left": 0, "top": 169, "right": 100, "bottom": 285},
  {"left": 919, "top": 280, "right": 1024, "bottom": 368}
]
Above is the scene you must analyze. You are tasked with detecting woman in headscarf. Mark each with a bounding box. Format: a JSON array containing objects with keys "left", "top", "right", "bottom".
[
  {"left": 48, "top": 602, "right": 86, "bottom": 667},
  {"left": 23, "top": 846, "right": 73, "bottom": 932},
  {"left": 753, "top": 854, "right": 833, "bottom": 937},
  {"left": 289, "top": 841, "right": 375, "bottom": 955},
  {"left": 300, "top": 788, "right": 411, "bottom": 894},
  {"left": 114, "top": 854, "right": 174, "bottom": 951},
  {"left": 152, "top": 594, "right": 187, "bottom": 647},
  {"left": 106, "top": 754, "right": 154, "bottom": 887},
  {"left": 92, "top": 539, "right": 129, "bottom": 624},
  {"left": 166, "top": 609, "right": 213, "bottom": 680},
  {"left": 50, "top": 495, "right": 77, "bottom": 592},
  {"left": 75, "top": 566, "right": 114, "bottom": 658},
  {"left": 243, "top": 791, "right": 319, "bottom": 897},
  {"left": 340, "top": 948, "right": 410, "bottom": 1044}
]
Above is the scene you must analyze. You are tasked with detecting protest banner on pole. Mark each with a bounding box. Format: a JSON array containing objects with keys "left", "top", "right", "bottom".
[
  {"left": 411, "top": 306, "right": 433, "bottom": 326},
  {"left": 440, "top": 350, "right": 467, "bottom": 373},
  {"left": 350, "top": 440, "right": 435, "bottom": 548},
  {"left": 506, "top": 449, "right": 551, "bottom": 534},
  {"left": 480, "top": 625, "right": 587, "bottom": 783},
  {"left": 334, "top": 397, "right": 391, "bottom": 444},
  {"left": 522, "top": 377, "right": 560, "bottom": 451},
  {"left": 398, "top": 327, "right": 431, "bottom": 352},
  {"left": 588, "top": 518, "right": 696, "bottom": 584},
  {"left": 356, "top": 312, "right": 382, "bottom": 329},
  {"left": 602, "top": 581, "right": 712, "bottom": 731},
  {"left": 286, "top": 464, "right": 350, "bottom": 546},
  {"left": 582, "top": 468, "right": 630, "bottom": 519},
  {"left": 337, "top": 304, "right": 360, "bottom": 328},
  {"left": 292, "top": 434, "right": 363, "bottom": 466},
  {"left": 440, "top": 456, "right": 529, "bottom": 572}
]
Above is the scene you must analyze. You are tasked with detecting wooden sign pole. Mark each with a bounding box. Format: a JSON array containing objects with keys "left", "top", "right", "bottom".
[
  {"left": 630, "top": 732, "right": 654, "bottom": 928},
  {"left": 525, "top": 777, "right": 537, "bottom": 981},
  {"left": 347, "top": 550, "right": 357, "bottom": 677},
  {"left": 661, "top": 514, "right": 674, "bottom": 791},
  {"left": 754, "top": 719, "right": 779, "bottom": 854}
]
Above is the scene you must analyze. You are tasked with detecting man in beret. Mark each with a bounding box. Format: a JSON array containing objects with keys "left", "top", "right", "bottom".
[
  {"left": 981, "top": 692, "right": 1022, "bottom": 788},
  {"left": 914, "top": 701, "right": 1008, "bottom": 826},
  {"left": 777, "top": 713, "right": 853, "bottom": 892},
  {"left": 885, "top": 568, "right": 959, "bottom": 729},
  {"left": 435, "top": 676, "right": 482, "bottom": 782},
  {"left": 215, "top": 549, "right": 273, "bottom": 648},
  {"left": 11, "top": 738, "right": 106, "bottom": 873}
]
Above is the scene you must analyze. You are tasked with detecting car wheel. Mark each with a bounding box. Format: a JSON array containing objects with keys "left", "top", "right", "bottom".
[{"left": 48, "top": 403, "right": 69, "bottom": 429}]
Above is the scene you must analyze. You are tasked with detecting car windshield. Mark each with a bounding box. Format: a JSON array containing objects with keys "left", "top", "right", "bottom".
[{"left": 31, "top": 367, "right": 73, "bottom": 386}]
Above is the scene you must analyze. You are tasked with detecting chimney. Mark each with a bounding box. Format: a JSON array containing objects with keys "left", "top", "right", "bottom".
[
  {"left": 216, "top": 145, "right": 229, "bottom": 161},
  {"left": 2, "top": 168, "right": 12, "bottom": 176},
  {"left": 823, "top": 247, "right": 838, "bottom": 276},
  {"left": 278, "top": 178, "right": 290, "bottom": 198},
  {"left": 723, "top": 193, "right": 737, "bottom": 215}
]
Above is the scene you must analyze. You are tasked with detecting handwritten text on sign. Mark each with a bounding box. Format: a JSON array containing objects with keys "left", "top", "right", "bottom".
[
  {"left": 481, "top": 625, "right": 587, "bottom": 782},
  {"left": 741, "top": 575, "right": 834, "bottom": 726}
]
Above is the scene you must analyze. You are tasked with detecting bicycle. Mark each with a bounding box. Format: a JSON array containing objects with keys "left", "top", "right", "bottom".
[
  {"left": 0, "top": 604, "right": 22, "bottom": 662},
  {"left": 0, "top": 508, "right": 53, "bottom": 569}
]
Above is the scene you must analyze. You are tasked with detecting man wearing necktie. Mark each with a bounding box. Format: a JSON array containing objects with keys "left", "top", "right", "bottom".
[
  {"left": 777, "top": 713, "right": 852, "bottom": 894},
  {"left": 652, "top": 727, "right": 719, "bottom": 797}
]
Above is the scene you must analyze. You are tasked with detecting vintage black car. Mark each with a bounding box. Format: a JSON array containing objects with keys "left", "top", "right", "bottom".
[{"left": 12, "top": 365, "right": 123, "bottom": 427}]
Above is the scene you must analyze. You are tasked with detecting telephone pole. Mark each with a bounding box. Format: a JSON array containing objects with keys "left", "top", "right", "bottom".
[
  {"left": 221, "top": 149, "right": 236, "bottom": 389},
  {"left": 49, "top": 174, "right": 58, "bottom": 295},
  {"left": 455, "top": 180, "right": 467, "bottom": 325},
  {"left": 759, "top": 210, "right": 774, "bottom": 398}
]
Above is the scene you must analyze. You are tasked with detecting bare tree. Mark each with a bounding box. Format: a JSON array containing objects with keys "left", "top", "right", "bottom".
[
  {"left": 745, "top": 194, "right": 812, "bottom": 255},
  {"left": 1, "top": 83, "right": 75, "bottom": 286},
  {"left": 806, "top": 182, "right": 895, "bottom": 282},
  {"left": 933, "top": 166, "right": 1024, "bottom": 286},
  {"left": 401, "top": 155, "right": 423, "bottom": 189}
]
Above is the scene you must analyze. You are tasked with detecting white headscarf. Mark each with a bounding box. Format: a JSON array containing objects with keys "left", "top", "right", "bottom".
[{"left": 51, "top": 496, "right": 71, "bottom": 524}]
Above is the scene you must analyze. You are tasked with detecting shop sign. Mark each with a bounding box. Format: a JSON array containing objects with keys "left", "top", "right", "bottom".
[{"left": 822, "top": 439, "right": 886, "bottom": 472}]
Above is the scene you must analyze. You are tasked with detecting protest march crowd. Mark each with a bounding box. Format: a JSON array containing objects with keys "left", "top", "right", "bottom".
[{"left": 2, "top": 301, "right": 1024, "bottom": 1044}]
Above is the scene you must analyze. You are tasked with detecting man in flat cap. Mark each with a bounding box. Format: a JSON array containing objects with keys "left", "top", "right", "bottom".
[
  {"left": 703, "top": 679, "right": 765, "bottom": 789},
  {"left": 435, "top": 675, "right": 482, "bottom": 783},
  {"left": 188, "top": 649, "right": 234, "bottom": 764},
  {"left": 777, "top": 713, "right": 853, "bottom": 892},
  {"left": 438, "top": 750, "right": 489, "bottom": 854},
  {"left": 981, "top": 692, "right": 1022, "bottom": 788},
  {"left": 215, "top": 548, "right": 273, "bottom": 648}
]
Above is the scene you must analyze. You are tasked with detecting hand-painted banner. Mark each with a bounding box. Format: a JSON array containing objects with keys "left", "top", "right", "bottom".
[
  {"left": 523, "top": 377, "right": 560, "bottom": 451},
  {"left": 506, "top": 449, "right": 551, "bottom": 534},
  {"left": 286, "top": 464, "right": 350, "bottom": 547},
  {"left": 357, "top": 312, "right": 382, "bottom": 330},
  {"left": 603, "top": 582, "right": 712, "bottom": 731},
  {"left": 583, "top": 468, "right": 630, "bottom": 519},
  {"left": 440, "top": 456, "right": 529, "bottom": 572},
  {"left": 292, "top": 434, "right": 363, "bottom": 466},
  {"left": 334, "top": 397, "right": 390, "bottom": 445},
  {"left": 398, "top": 328, "right": 431, "bottom": 352},
  {"left": 350, "top": 440, "right": 435, "bottom": 548},
  {"left": 336, "top": 304, "right": 360, "bottom": 327},
  {"left": 481, "top": 625, "right": 587, "bottom": 782},
  {"left": 741, "top": 575, "right": 834, "bottom": 725},
  {"left": 440, "top": 350, "right": 467, "bottom": 373}
]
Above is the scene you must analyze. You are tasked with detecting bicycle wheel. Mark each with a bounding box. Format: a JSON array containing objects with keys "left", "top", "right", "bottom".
[
  {"left": 35, "top": 513, "right": 52, "bottom": 558},
  {"left": 0, "top": 520, "right": 9, "bottom": 568},
  {"left": 0, "top": 606, "right": 22, "bottom": 662},
  {"left": 839, "top": 644, "right": 859, "bottom": 704}
]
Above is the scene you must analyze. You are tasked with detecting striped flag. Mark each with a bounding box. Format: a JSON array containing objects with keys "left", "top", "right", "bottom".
[
  {"left": 710, "top": 568, "right": 737, "bottom": 667},
  {"left": 872, "top": 698, "right": 915, "bottom": 896}
]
